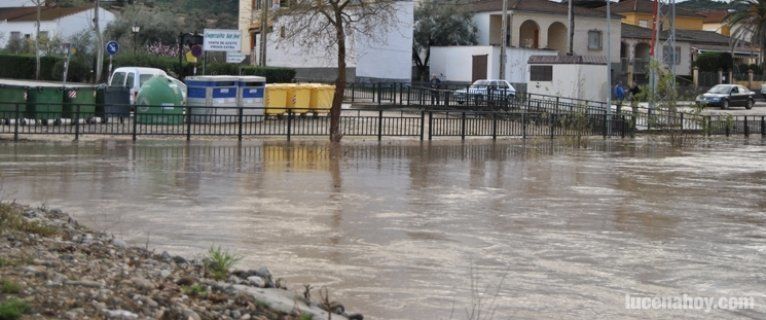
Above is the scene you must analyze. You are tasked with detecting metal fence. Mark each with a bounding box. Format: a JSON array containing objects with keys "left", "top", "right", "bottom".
[{"left": 0, "top": 102, "right": 633, "bottom": 141}]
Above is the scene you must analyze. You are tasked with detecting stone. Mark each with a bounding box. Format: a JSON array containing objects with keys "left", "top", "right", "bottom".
[
  {"left": 231, "top": 310, "right": 242, "bottom": 318},
  {"left": 104, "top": 309, "right": 139, "bottom": 319},
  {"left": 256, "top": 267, "right": 272, "bottom": 280},
  {"left": 347, "top": 314, "right": 364, "bottom": 320},
  {"left": 160, "top": 269, "right": 172, "bottom": 278},
  {"left": 131, "top": 277, "right": 154, "bottom": 290},
  {"left": 65, "top": 280, "right": 104, "bottom": 288},
  {"left": 112, "top": 239, "right": 128, "bottom": 249},
  {"left": 173, "top": 255, "right": 188, "bottom": 265},
  {"left": 160, "top": 251, "right": 173, "bottom": 262},
  {"left": 23, "top": 209, "right": 38, "bottom": 218},
  {"left": 240, "top": 314, "right": 251, "bottom": 320},
  {"left": 246, "top": 276, "right": 265, "bottom": 288}
]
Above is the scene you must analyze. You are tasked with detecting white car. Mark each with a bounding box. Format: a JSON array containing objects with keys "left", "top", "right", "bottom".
[
  {"left": 108, "top": 67, "right": 169, "bottom": 105},
  {"left": 454, "top": 79, "right": 516, "bottom": 106}
]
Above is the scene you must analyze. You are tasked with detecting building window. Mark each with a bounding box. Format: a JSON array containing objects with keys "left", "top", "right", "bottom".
[
  {"left": 588, "top": 30, "right": 602, "bottom": 50},
  {"left": 38, "top": 31, "right": 48, "bottom": 39},
  {"left": 638, "top": 20, "right": 649, "bottom": 28},
  {"left": 253, "top": 0, "right": 261, "bottom": 10},
  {"left": 662, "top": 46, "right": 682, "bottom": 65},
  {"left": 530, "top": 65, "right": 553, "bottom": 81}
]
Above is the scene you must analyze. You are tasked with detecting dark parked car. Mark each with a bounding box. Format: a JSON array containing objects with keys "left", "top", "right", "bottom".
[{"left": 696, "top": 84, "right": 755, "bottom": 110}]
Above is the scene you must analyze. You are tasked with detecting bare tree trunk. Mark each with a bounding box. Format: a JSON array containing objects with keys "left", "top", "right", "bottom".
[
  {"left": 330, "top": 19, "right": 346, "bottom": 143},
  {"left": 35, "top": 2, "right": 41, "bottom": 80}
]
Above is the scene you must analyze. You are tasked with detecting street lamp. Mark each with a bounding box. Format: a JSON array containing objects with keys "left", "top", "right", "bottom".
[{"left": 131, "top": 24, "right": 141, "bottom": 54}]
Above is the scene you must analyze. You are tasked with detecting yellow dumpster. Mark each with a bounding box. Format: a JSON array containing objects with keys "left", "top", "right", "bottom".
[
  {"left": 310, "top": 84, "right": 335, "bottom": 114},
  {"left": 286, "top": 84, "right": 311, "bottom": 114},
  {"left": 266, "top": 84, "right": 288, "bottom": 116}
]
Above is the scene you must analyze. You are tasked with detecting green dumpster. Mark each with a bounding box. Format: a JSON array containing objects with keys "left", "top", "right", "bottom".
[
  {"left": 135, "top": 76, "right": 185, "bottom": 125},
  {"left": 0, "top": 85, "right": 27, "bottom": 119},
  {"left": 63, "top": 86, "right": 97, "bottom": 119},
  {"left": 28, "top": 86, "right": 63, "bottom": 120}
]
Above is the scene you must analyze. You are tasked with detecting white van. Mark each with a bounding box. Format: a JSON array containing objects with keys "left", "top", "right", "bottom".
[{"left": 108, "top": 67, "right": 168, "bottom": 105}]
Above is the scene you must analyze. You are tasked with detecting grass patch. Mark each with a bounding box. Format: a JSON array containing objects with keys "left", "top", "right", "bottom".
[
  {"left": 298, "top": 314, "right": 313, "bottom": 320},
  {"left": 0, "top": 259, "right": 6, "bottom": 268},
  {"left": 0, "top": 204, "right": 57, "bottom": 237},
  {"left": 181, "top": 284, "right": 207, "bottom": 297},
  {"left": 0, "top": 298, "right": 30, "bottom": 320},
  {"left": 205, "top": 246, "right": 241, "bottom": 281},
  {"left": 0, "top": 281, "right": 20, "bottom": 294}
]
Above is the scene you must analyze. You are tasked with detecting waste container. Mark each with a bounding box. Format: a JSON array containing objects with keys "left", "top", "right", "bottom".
[
  {"left": 63, "top": 85, "right": 97, "bottom": 120},
  {"left": 96, "top": 85, "right": 131, "bottom": 120},
  {"left": 265, "top": 84, "right": 289, "bottom": 116},
  {"left": 309, "top": 84, "right": 335, "bottom": 115},
  {"left": 27, "top": 85, "right": 63, "bottom": 120},
  {"left": 0, "top": 84, "right": 27, "bottom": 121},
  {"left": 135, "top": 76, "right": 185, "bottom": 125},
  {"left": 286, "top": 84, "right": 311, "bottom": 115},
  {"left": 186, "top": 76, "right": 239, "bottom": 123},
  {"left": 237, "top": 76, "right": 266, "bottom": 120}
]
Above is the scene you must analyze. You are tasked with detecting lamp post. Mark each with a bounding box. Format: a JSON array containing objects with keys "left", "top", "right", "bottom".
[{"left": 131, "top": 24, "right": 141, "bottom": 54}]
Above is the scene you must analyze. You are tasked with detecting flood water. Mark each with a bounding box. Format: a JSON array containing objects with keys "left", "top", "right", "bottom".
[{"left": 1, "top": 138, "right": 765, "bottom": 319}]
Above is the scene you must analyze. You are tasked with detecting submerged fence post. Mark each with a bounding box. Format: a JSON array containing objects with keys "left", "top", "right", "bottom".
[
  {"left": 132, "top": 107, "right": 138, "bottom": 141},
  {"left": 492, "top": 113, "right": 497, "bottom": 140},
  {"left": 186, "top": 106, "right": 192, "bottom": 141},
  {"left": 237, "top": 107, "right": 243, "bottom": 141},
  {"left": 351, "top": 83, "right": 355, "bottom": 103},
  {"left": 522, "top": 110, "right": 527, "bottom": 139},
  {"left": 419, "top": 110, "right": 425, "bottom": 141},
  {"left": 549, "top": 113, "right": 554, "bottom": 139},
  {"left": 762, "top": 116, "right": 765, "bottom": 137},
  {"left": 287, "top": 110, "right": 292, "bottom": 141},
  {"left": 621, "top": 115, "right": 626, "bottom": 139},
  {"left": 706, "top": 116, "right": 711, "bottom": 137},
  {"left": 14, "top": 103, "right": 20, "bottom": 142},
  {"left": 428, "top": 111, "right": 433, "bottom": 140},
  {"left": 744, "top": 116, "right": 749, "bottom": 137},
  {"left": 377, "top": 109, "right": 383, "bottom": 141},
  {"left": 74, "top": 104, "right": 80, "bottom": 141},
  {"left": 603, "top": 112, "right": 607, "bottom": 139},
  {"left": 460, "top": 112, "right": 466, "bottom": 141}
]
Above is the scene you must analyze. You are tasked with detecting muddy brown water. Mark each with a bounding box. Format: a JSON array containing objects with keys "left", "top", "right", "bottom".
[{"left": 1, "top": 138, "right": 765, "bottom": 319}]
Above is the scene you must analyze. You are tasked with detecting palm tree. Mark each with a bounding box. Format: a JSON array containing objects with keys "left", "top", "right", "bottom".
[{"left": 728, "top": 0, "right": 766, "bottom": 75}]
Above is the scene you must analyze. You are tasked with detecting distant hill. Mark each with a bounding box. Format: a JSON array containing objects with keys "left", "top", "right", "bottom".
[{"left": 678, "top": 0, "right": 731, "bottom": 11}]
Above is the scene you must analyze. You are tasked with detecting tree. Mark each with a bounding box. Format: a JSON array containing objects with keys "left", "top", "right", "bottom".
[
  {"left": 728, "top": 0, "right": 766, "bottom": 75},
  {"left": 413, "top": 0, "right": 478, "bottom": 81},
  {"left": 29, "top": 0, "right": 45, "bottom": 80},
  {"left": 277, "top": 0, "right": 397, "bottom": 142}
]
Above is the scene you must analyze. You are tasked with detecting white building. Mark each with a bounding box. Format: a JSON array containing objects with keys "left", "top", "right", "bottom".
[
  {"left": 238, "top": 0, "right": 414, "bottom": 82},
  {"left": 0, "top": 5, "right": 115, "bottom": 48},
  {"left": 429, "top": 0, "right": 621, "bottom": 85},
  {"left": 527, "top": 55, "right": 609, "bottom": 102}
]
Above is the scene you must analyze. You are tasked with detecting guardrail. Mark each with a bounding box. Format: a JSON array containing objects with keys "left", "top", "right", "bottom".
[{"left": 0, "top": 102, "right": 632, "bottom": 141}]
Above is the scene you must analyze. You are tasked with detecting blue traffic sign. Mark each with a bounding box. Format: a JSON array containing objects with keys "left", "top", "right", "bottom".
[{"left": 106, "top": 41, "right": 119, "bottom": 56}]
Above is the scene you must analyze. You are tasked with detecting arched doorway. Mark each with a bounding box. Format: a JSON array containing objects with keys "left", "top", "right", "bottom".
[
  {"left": 547, "top": 22, "right": 567, "bottom": 53},
  {"left": 519, "top": 20, "right": 540, "bottom": 49}
]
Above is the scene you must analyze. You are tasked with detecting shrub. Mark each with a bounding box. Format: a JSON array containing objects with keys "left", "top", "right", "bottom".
[
  {"left": 0, "top": 298, "right": 30, "bottom": 320},
  {"left": 0, "top": 54, "right": 62, "bottom": 81},
  {"left": 693, "top": 52, "right": 733, "bottom": 72},
  {"left": 240, "top": 66, "right": 296, "bottom": 83},
  {"left": 205, "top": 246, "right": 241, "bottom": 281},
  {"left": 1, "top": 281, "right": 20, "bottom": 294}
]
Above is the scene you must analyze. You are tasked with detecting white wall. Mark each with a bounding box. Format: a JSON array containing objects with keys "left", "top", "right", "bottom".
[
  {"left": 527, "top": 64, "right": 608, "bottom": 102},
  {"left": 430, "top": 46, "right": 494, "bottom": 82},
  {"left": 0, "top": 0, "right": 31, "bottom": 7},
  {"left": 430, "top": 46, "right": 555, "bottom": 83},
  {"left": 355, "top": 1, "right": 413, "bottom": 80},
  {"left": 0, "top": 7, "right": 115, "bottom": 47},
  {"left": 260, "top": 1, "right": 413, "bottom": 80}
]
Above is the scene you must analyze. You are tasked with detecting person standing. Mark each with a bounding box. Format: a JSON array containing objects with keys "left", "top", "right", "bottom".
[
  {"left": 430, "top": 74, "right": 442, "bottom": 105},
  {"left": 613, "top": 81, "right": 626, "bottom": 113}
]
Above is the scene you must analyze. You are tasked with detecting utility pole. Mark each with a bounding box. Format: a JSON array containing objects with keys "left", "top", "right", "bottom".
[
  {"left": 95, "top": 0, "right": 104, "bottom": 83},
  {"left": 35, "top": 0, "right": 41, "bottom": 80},
  {"left": 606, "top": 0, "right": 612, "bottom": 134},
  {"left": 258, "top": 0, "right": 269, "bottom": 67},
  {"left": 568, "top": 0, "right": 574, "bottom": 55},
  {"left": 499, "top": 0, "right": 508, "bottom": 79}
]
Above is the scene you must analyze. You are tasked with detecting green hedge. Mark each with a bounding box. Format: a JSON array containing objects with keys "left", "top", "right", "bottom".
[
  {"left": 0, "top": 54, "right": 62, "bottom": 81},
  {"left": 1, "top": 53, "right": 297, "bottom": 84}
]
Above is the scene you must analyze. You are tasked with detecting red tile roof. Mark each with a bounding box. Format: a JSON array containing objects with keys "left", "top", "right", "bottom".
[
  {"left": 0, "top": 6, "right": 92, "bottom": 22},
  {"left": 612, "top": 0, "right": 704, "bottom": 18},
  {"left": 472, "top": 0, "right": 622, "bottom": 18}
]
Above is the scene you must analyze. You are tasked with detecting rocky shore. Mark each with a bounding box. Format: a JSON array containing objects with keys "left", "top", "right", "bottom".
[{"left": 0, "top": 203, "right": 361, "bottom": 320}]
